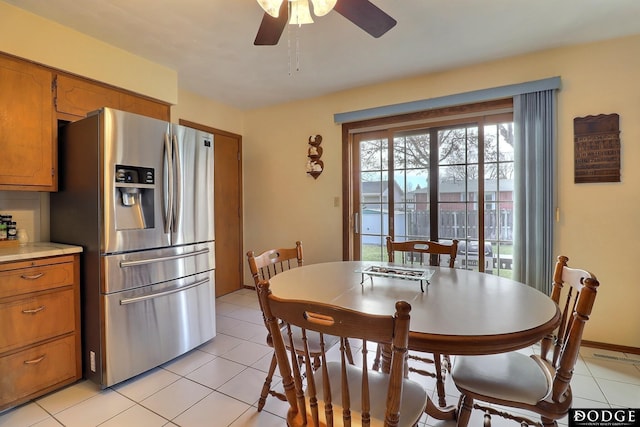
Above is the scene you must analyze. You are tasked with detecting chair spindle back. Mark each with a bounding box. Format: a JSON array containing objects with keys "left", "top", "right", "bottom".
[
  {"left": 386, "top": 236, "right": 458, "bottom": 268},
  {"left": 257, "top": 279, "right": 422, "bottom": 427}
]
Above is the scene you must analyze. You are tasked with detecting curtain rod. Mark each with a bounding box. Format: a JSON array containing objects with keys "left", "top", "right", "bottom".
[{"left": 334, "top": 76, "right": 561, "bottom": 124}]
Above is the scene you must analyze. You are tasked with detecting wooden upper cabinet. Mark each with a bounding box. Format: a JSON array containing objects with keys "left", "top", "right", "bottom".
[
  {"left": 0, "top": 52, "right": 170, "bottom": 191},
  {"left": 0, "top": 55, "right": 56, "bottom": 191},
  {"left": 55, "top": 74, "right": 170, "bottom": 122},
  {"left": 54, "top": 74, "right": 120, "bottom": 118},
  {"left": 120, "top": 92, "right": 170, "bottom": 121}
]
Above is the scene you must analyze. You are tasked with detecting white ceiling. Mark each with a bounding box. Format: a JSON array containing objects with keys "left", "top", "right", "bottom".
[{"left": 7, "top": 0, "right": 640, "bottom": 110}]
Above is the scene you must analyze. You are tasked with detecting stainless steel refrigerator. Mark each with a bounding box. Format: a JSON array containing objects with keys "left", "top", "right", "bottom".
[{"left": 51, "top": 108, "right": 215, "bottom": 387}]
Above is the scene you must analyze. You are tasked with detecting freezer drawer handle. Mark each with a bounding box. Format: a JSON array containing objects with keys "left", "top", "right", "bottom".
[
  {"left": 119, "top": 278, "right": 210, "bottom": 305},
  {"left": 119, "top": 248, "right": 210, "bottom": 268}
]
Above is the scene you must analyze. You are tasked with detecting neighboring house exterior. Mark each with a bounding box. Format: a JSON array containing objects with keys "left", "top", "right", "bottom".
[
  {"left": 437, "top": 179, "right": 513, "bottom": 241},
  {"left": 363, "top": 179, "right": 514, "bottom": 242},
  {"left": 361, "top": 180, "right": 404, "bottom": 210}
]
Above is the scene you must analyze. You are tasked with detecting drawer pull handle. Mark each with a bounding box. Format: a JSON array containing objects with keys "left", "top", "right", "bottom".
[
  {"left": 119, "top": 248, "right": 209, "bottom": 268},
  {"left": 22, "top": 306, "right": 46, "bottom": 314},
  {"left": 20, "top": 273, "right": 44, "bottom": 280},
  {"left": 120, "top": 278, "right": 209, "bottom": 305},
  {"left": 24, "top": 355, "right": 46, "bottom": 365}
]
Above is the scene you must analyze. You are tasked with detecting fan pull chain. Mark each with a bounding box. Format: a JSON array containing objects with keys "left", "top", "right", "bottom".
[
  {"left": 287, "top": 23, "right": 302, "bottom": 75},
  {"left": 287, "top": 21, "right": 292, "bottom": 75},
  {"left": 286, "top": 1, "right": 303, "bottom": 75},
  {"left": 295, "top": 29, "right": 301, "bottom": 72}
]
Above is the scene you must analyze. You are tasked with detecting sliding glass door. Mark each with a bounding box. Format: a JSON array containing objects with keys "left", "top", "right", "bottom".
[
  {"left": 353, "top": 131, "right": 391, "bottom": 261},
  {"left": 350, "top": 117, "right": 514, "bottom": 277}
]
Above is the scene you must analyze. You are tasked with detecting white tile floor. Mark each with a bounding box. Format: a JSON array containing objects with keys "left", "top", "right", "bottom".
[{"left": 2, "top": 288, "right": 639, "bottom": 427}]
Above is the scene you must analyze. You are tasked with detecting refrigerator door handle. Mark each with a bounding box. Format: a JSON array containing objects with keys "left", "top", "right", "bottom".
[
  {"left": 119, "top": 278, "right": 210, "bottom": 305},
  {"left": 119, "top": 248, "right": 210, "bottom": 268},
  {"left": 164, "top": 133, "right": 173, "bottom": 234},
  {"left": 172, "top": 133, "right": 182, "bottom": 232}
]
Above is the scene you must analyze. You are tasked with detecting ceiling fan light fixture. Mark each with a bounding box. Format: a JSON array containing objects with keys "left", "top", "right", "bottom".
[
  {"left": 257, "top": 0, "right": 284, "bottom": 17},
  {"left": 289, "top": 0, "right": 314, "bottom": 26},
  {"left": 310, "top": 0, "right": 337, "bottom": 16}
]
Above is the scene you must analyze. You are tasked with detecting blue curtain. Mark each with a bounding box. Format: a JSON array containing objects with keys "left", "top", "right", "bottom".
[{"left": 513, "top": 90, "right": 556, "bottom": 294}]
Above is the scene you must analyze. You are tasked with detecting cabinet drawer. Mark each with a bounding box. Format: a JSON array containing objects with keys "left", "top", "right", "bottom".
[
  {"left": 0, "top": 261, "right": 75, "bottom": 299},
  {"left": 0, "top": 335, "right": 76, "bottom": 405},
  {"left": 0, "top": 289, "right": 75, "bottom": 353}
]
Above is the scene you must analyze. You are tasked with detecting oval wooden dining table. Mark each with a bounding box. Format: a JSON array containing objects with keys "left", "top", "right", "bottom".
[{"left": 267, "top": 260, "right": 561, "bottom": 421}]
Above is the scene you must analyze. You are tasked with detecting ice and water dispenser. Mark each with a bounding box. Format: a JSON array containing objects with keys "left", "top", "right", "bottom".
[{"left": 114, "top": 165, "right": 155, "bottom": 230}]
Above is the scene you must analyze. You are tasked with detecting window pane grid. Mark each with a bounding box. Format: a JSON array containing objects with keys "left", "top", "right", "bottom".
[{"left": 355, "top": 116, "right": 513, "bottom": 277}]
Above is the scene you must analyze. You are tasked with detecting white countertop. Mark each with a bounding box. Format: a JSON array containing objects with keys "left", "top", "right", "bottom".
[{"left": 0, "top": 242, "right": 83, "bottom": 263}]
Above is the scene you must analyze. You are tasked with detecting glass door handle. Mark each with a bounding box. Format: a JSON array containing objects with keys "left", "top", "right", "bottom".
[{"left": 354, "top": 212, "right": 360, "bottom": 234}]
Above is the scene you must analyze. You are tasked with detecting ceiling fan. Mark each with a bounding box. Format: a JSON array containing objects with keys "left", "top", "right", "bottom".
[{"left": 254, "top": 0, "right": 397, "bottom": 46}]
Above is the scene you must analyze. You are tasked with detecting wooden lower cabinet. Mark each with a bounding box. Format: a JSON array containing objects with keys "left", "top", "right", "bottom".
[
  {"left": 0, "top": 254, "right": 81, "bottom": 412},
  {"left": 0, "top": 336, "right": 77, "bottom": 407}
]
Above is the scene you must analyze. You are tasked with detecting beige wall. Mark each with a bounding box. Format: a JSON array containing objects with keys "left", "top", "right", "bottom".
[
  {"left": 172, "top": 89, "right": 244, "bottom": 136},
  {"left": 243, "top": 34, "right": 640, "bottom": 348}
]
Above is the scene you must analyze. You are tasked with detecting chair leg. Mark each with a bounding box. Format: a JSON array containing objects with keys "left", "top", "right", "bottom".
[
  {"left": 344, "top": 338, "right": 355, "bottom": 365},
  {"left": 312, "top": 355, "right": 321, "bottom": 370},
  {"left": 456, "top": 394, "right": 473, "bottom": 427},
  {"left": 434, "top": 353, "right": 447, "bottom": 407},
  {"left": 473, "top": 403, "right": 544, "bottom": 427},
  {"left": 442, "top": 354, "right": 452, "bottom": 372},
  {"left": 372, "top": 343, "right": 382, "bottom": 371},
  {"left": 258, "top": 352, "right": 279, "bottom": 411},
  {"left": 541, "top": 417, "right": 558, "bottom": 427},
  {"left": 483, "top": 410, "right": 492, "bottom": 427}
]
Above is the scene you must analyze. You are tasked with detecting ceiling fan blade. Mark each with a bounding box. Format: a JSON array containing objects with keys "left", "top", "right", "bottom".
[
  {"left": 254, "top": 1, "right": 289, "bottom": 45},
  {"left": 333, "top": 0, "right": 396, "bottom": 38}
]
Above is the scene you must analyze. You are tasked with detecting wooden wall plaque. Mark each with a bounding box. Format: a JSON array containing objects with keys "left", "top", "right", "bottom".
[{"left": 574, "top": 114, "right": 620, "bottom": 183}]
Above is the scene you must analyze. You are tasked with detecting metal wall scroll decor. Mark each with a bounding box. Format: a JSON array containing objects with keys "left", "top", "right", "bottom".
[
  {"left": 574, "top": 114, "right": 620, "bottom": 183},
  {"left": 306, "top": 134, "right": 323, "bottom": 179}
]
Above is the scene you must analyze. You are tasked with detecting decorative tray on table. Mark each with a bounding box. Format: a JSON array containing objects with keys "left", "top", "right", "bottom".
[{"left": 357, "top": 265, "right": 435, "bottom": 292}]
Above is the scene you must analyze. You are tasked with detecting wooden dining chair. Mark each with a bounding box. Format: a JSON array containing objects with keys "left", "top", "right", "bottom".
[
  {"left": 248, "top": 241, "right": 305, "bottom": 283},
  {"left": 386, "top": 236, "right": 458, "bottom": 269},
  {"left": 257, "top": 278, "right": 427, "bottom": 427},
  {"left": 375, "top": 236, "right": 459, "bottom": 407},
  {"left": 247, "top": 241, "right": 352, "bottom": 411},
  {"left": 451, "top": 255, "right": 600, "bottom": 427}
]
